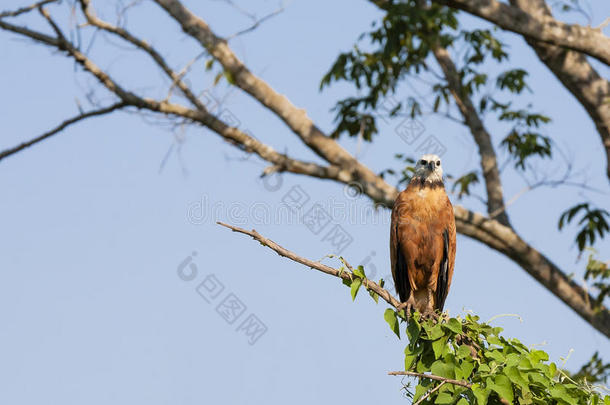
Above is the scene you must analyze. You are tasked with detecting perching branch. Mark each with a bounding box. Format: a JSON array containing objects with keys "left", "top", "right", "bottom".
[{"left": 216, "top": 221, "right": 402, "bottom": 309}]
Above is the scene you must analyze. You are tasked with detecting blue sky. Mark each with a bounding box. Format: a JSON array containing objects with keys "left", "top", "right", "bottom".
[{"left": 0, "top": 0, "right": 609, "bottom": 404}]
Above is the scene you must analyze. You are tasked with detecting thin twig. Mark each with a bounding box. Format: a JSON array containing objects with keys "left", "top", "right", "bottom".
[
  {"left": 414, "top": 381, "right": 446, "bottom": 405},
  {"left": 388, "top": 371, "right": 471, "bottom": 388},
  {"left": 226, "top": 5, "right": 286, "bottom": 40},
  {"left": 0, "top": 102, "right": 127, "bottom": 162},
  {"left": 0, "top": 0, "right": 58, "bottom": 18}
]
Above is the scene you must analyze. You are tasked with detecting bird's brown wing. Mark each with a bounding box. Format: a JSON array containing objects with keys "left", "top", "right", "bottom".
[
  {"left": 434, "top": 197, "right": 456, "bottom": 311},
  {"left": 390, "top": 206, "right": 411, "bottom": 303}
]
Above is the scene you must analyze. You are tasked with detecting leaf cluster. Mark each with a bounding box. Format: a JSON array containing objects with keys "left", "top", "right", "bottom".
[
  {"left": 558, "top": 203, "right": 610, "bottom": 251},
  {"left": 385, "top": 311, "right": 609, "bottom": 404}
]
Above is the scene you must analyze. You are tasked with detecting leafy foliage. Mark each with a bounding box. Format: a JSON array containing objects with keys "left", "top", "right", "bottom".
[
  {"left": 338, "top": 261, "right": 609, "bottom": 404},
  {"left": 392, "top": 311, "right": 608, "bottom": 404},
  {"left": 451, "top": 171, "right": 480, "bottom": 199},
  {"left": 558, "top": 203, "right": 610, "bottom": 251},
  {"left": 319, "top": 1, "right": 457, "bottom": 139},
  {"left": 321, "top": 1, "right": 553, "bottom": 177}
]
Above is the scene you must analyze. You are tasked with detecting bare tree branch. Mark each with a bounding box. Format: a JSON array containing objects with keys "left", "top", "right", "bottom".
[
  {"left": 0, "top": 11, "right": 341, "bottom": 181},
  {"left": 216, "top": 221, "right": 402, "bottom": 309},
  {"left": 225, "top": 2, "right": 286, "bottom": 40},
  {"left": 0, "top": 102, "right": 127, "bottom": 162},
  {"left": 435, "top": 0, "right": 610, "bottom": 66},
  {"left": 0, "top": 0, "right": 58, "bottom": 18}
]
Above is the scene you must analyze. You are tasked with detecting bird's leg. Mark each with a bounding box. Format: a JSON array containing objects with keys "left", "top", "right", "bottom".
[{"left": 397, "top": 295, "right": 416, "bottom": 320}]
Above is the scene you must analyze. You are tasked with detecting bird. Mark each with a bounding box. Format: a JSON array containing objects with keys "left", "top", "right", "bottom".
[{"left": 390, "top": 153, "right": 456, "bottom": 317}]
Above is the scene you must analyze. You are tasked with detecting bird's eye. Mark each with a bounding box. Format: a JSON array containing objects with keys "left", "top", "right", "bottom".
[
  {"left": 436, "top": 160, "right": 441, "bottom": 166},
  {"left": 420, "top": 160, "right": 427, "bottom": 165}
]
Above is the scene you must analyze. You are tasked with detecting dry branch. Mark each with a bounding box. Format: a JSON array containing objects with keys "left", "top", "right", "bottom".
[
  {"left": 0, "top": 102, "right": 127, "bottom": 162},
  {"left": 216, "top": 221, "right": 402, "bottom": 309},
  {"left": 0, "top": 0, "right": 57, "bottom": 18}
]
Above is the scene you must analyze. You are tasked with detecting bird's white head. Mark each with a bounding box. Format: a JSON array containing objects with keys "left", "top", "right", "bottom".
[{"left": 412, "top": 154, "right": 443, "bottom": 184}]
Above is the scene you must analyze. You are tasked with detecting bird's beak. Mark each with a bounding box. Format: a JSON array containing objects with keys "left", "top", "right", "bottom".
[{"left": 427, "top": 161, "right": 435, "bottom": 171}]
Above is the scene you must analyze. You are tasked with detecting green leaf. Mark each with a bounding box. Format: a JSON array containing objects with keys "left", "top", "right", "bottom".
[
  {"left": 490, "top": 375, "right": 514, "bottom": 403},
  {"left": 530, "top": 349, "right": 549, "bottom": 363},
  {"left": 384, "top": 308, "right": 400, "bottom": 338},
  {"left": 404, "top": 343, "right": 423, "bottom": 370},
  {"left": 353, "top": 265, "right": 366, "bottom": 278},
  {"left": 413, "top": 383, "right": 429, "bottom": 403},
  {"left": 444, "top": 318, "right": 463, "bottom": 334},
  {"left": 407, "top": 318, "right": 421, "bottom": 342},
  {"left": 505, "top": 365, "right": 530, "bottom": 393},
  {"left": 423, "top": 323, "right": 445, "bottom": 340},
  {"left": 460, "top": 360, "right": 475, "bottom": 380},
  {"left": 471, "top": 383, "right": 490, "bottom": 405},
  {"left": 350, "top": 278, "right": 362, "bottom": 301},
  {"left": 431, "top": 360, "right": 454, "bottom": 379},
  {"left": 487, "top": 335, "right": 502, "bottom": 345},
  {"left": 486, "top": 349, "right": 505, "bottom": 363},
  {"left": 435, "top": 392, "right": 454, "bottom": 404},
  {"left": 456, "top": 345, "right": 472, "bottom": 359},
  {"left": 548, "top": 362, "right": 557, "bottom": 378},
  {"left": 223, "top": 70, "right": 236, "bottom": 85},
  {"left": 432, "top": 336, "right": 449, "bottom": 359},
  {"left": 368, "top": 289, "right": 379, "bottom": 303}
]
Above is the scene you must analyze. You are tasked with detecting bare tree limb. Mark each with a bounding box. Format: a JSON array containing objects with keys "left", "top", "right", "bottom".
[
  {"left": 216, "top": 221, "right": 402, "bottom": 309},
  {"left": 435, "top": 0, "right": 610, "bottom": 66},
  {"left": 0, "top": 102, "right": 127, "bottom": 162},
  {"left": 0, "top": 0, "right": 57, "bottom": 18},
  {"left": 0, "top": 12, "right": 342, "bottom": 181}
]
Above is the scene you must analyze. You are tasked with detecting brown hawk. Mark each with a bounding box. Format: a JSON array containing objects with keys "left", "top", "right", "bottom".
[{"left": 390, "top": 154, "right": 456, "bottom": 316}]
